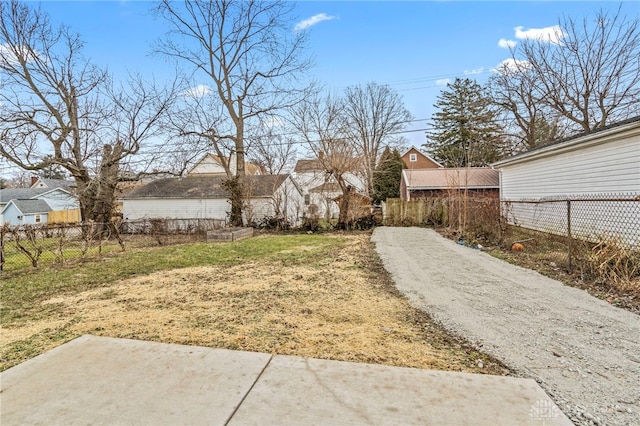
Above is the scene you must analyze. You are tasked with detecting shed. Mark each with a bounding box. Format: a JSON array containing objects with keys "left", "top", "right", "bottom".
[{"left": 400, "top": 168, "right": 499, "bottom": 200}]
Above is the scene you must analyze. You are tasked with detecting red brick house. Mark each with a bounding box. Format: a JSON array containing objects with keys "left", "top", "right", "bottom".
[{"left": 401, "top": 147, "right": 442, "bottom": 170}]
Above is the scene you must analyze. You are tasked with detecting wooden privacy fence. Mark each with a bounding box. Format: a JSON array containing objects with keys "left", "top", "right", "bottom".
[
  {"left": 383, "top": 198, "right": 448, "bottom": 227},
  {"left": 382, "top": 196, "right": 504, "bottom": 242},
  {"left": 48, "top": 209, "right": 81, "bottom": 224}
]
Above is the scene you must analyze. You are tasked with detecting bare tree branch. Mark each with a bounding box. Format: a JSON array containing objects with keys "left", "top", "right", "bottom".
[
  {"left": 501, "top": 7, "right": 640, "bottom": 134},
  {"left": 1, "top": 0, "right": 176, "bottom": 233},
  {"left": 153, "top": 0, "right": 312, "bottom": 226},
  {"left": 343, "top": 82, "right": 412, "bottom": 196}
]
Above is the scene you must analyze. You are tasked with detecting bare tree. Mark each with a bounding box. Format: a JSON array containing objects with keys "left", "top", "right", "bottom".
[
  {"left": 8, "top": 169, "right": 30, "bottom": 188},
  {"left": 247, "top": 115, "right": 297, "bottom": 175},
  {"left": 0, "top": 1, "right": 175, "bottom": 235},
  {"left": 343, "top": 82, "right": 412, "bottom": 196},
  {"left": 291, "top": 93, "right": 361, "bottom": 229},
  {"left": 153, "top": 0, "right": 311, "bottom": 226},
  {"left": 509, "top": 7, "right": 640, "bottom": 133},
  {"left": 489, "top": 62, "right": 565, "bottom": 151}
]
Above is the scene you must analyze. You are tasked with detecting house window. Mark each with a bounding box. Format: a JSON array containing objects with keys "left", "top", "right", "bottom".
[
  {"left": 409, "top": 153, "right": 417, "bottom": 162},
  {"left": 35, "top": 214, "right": 41, "bottom": 223}
]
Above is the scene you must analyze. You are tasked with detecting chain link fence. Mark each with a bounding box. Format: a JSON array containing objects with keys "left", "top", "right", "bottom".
[
  {"left": 501, "top": 194, "right": 640, "bottom": 271},
  {"left": 503, "top": 193, "right": 639, "bottom": 284},
  {"left": 1, "top": 218, "right": 226, "bottom": 273}
]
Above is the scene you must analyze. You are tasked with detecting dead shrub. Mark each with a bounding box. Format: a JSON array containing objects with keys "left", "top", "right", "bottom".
[{"left": 588, "top": 238, "right": 640, "bottom": 295}]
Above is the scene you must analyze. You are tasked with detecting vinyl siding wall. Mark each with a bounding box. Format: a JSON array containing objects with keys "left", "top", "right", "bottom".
[
  {"left": 497, "top": 123, "right": 640, "bottom": 248},
  {"left": 39, "top": 192, "right": 78, "bottom": 211},
  {"left": 1, "top": 203, "right": 48, "bottom": 226},
  {"left": 499, "top": 130, "right": 640, "bottom": 200},
  {"left": 245, "top": 180, "right": 304, "bottom": 225},
  {"left": 123, "top": 198, "right": 230, "bottom": 221}
]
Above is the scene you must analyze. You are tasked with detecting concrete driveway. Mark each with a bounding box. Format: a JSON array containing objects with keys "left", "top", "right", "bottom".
[{"left": 372, "top": 227, "right": 640, "bottom": 426}]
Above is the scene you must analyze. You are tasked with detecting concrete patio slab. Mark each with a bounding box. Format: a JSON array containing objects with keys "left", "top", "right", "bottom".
[
  {"left": 230, "top": 355, "right": 571, "bottom": 426},
  {"left": 0, "top": 335, "right": 571, "bottom": 425},
  {"left": 0, "top": 335, "right": 271, "bottom": 426}
]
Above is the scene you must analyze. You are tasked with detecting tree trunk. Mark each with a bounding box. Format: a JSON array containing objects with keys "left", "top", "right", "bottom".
[
  {"left": 224, "top": 175, "right": 244, "bottom": 227},
  {"left": 229, "top": 116, "right": 246, "bottom": 227},
  {"left": 337, "top": 182, "right": 352, "bottom": 230},
  {"left": 91, "top": 144, "right": 124, "bottom": 246}
]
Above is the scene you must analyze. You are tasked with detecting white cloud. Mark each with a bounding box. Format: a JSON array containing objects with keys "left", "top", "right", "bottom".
[
  {"left": 498, "top": 38, "right": 517, "bottom": 49},
  {"left": 0, "top": 43, "right": 33, "bottom": 66},
  {"left": 514, "top": 25, "right": 564, "bottom": 44},
  {"left": 493, "top": 58, "right": 531, "bottom": 74},
  {"left": 435, "top": 78, "right": 451, "bottom": 86},
  {"left": 183, "top": 84, "right": 212, "bottom": 98},
  {"left": 464, "top": 68, "right": 485, "bottom": 75},
  {"left": 294, "top": 13, "right": 336, "bottom": 31}
]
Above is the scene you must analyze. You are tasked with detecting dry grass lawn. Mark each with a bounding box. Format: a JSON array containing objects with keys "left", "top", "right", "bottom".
[{"left": 1, "top": 233, "right": 509, "bottom": 375}]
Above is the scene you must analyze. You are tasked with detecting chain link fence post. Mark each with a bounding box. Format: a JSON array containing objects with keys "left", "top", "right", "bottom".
[{"left": 567, "top": 199, "right": 572, "bottom": 273}]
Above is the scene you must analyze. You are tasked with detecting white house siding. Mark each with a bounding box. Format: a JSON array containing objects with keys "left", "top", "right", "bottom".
[
  {"left": 38, "top": 190, "right": 78, "bottom": 211},
  {"left": 189, "top": 157, "right": 226, "bottom": 174},
  {"left": 123, "top": 198, "right": 230, "bottom": 221},
  {"left": 245, "top": 179, "right": 304, "bottom": 225},
  {"left": 294, "top": 170, "right": 366, "bottom": 220},
  {"left": 495, "top": 120, "right": 640, "bottom": 248},
  {"left": 499, "top": 136, "right": 639, "bottom": 199}
]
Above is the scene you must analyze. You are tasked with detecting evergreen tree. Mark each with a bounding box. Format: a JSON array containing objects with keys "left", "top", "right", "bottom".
[
  {"left": 372, "top": 147, "right": 405, "bottom": 204},
  {"left": 39, "top": 156, "right": 67, "bottom": 180},
  {"left": 425, "top": 78, "right": 506, "bottom": 167}
]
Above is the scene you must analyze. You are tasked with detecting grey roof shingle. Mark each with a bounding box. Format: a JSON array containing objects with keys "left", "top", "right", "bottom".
[
  {"left": 0, "top": 188, "right": 48, "bottom": 203},
  {"left": 123, "top": 175, "right": 290, "bottom": 199},
  {"left": 294, "top": 159, "right": 324, "bottom": 173},
  {"left": 11, "top": 199, "right": 52, "bottom": 214}
]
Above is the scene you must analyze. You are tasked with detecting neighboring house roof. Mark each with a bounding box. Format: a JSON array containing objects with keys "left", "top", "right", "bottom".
[
  {"left": 403, "top": 168, "right": 499, "bottom": 190},
  {"left": 1, "top": 188, "right": 48, "bottom": 203},
  {"left": 31, "top": 178, "right": 76, "bottom": 190},
  {"left": 493, "top": 116, "right": 640, "bottom": 167},
  {"left": 123, "top": 174, "right": 291, "bottom": 199},
  {"left": 115, "top": 181, "right": 148, "bottom": 198},
  {"left": 294, "top": 159, "right": 324, "bottom": 173},
  {"left": 294, "top": 156, "right": 365, "bottom": 174},
  {"left": 400, "top": 146, "right": 443, "bottom": 168},
  {"left": 1, "top": 187, "right": 75, "bottom": 204},
  {"left": 309, "top": 182, "right": 341, "bottom": 193},
  {"left": 7, "top": 199, "right": 53, "bottom": 214},
  {"left": 243, "top": 175, "right": 291, "bottom": 197}
]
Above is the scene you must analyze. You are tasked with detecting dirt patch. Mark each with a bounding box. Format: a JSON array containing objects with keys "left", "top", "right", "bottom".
[{"left": 1, "top": 234, "right": 509, "bottom": 376}]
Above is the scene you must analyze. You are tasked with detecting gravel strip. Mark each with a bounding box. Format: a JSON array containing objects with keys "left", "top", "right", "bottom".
[{"left": 372, "top": 227, "right": 640, "bottom": 426}]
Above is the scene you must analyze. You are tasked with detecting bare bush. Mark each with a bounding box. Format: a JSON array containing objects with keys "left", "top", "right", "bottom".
[{"left": 589, "top": 238, "right": 640, "bottom": 294}]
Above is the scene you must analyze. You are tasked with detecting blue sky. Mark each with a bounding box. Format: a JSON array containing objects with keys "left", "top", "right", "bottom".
[{"left": 3, "top": 0, "right": 639, "bottom": 177}]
